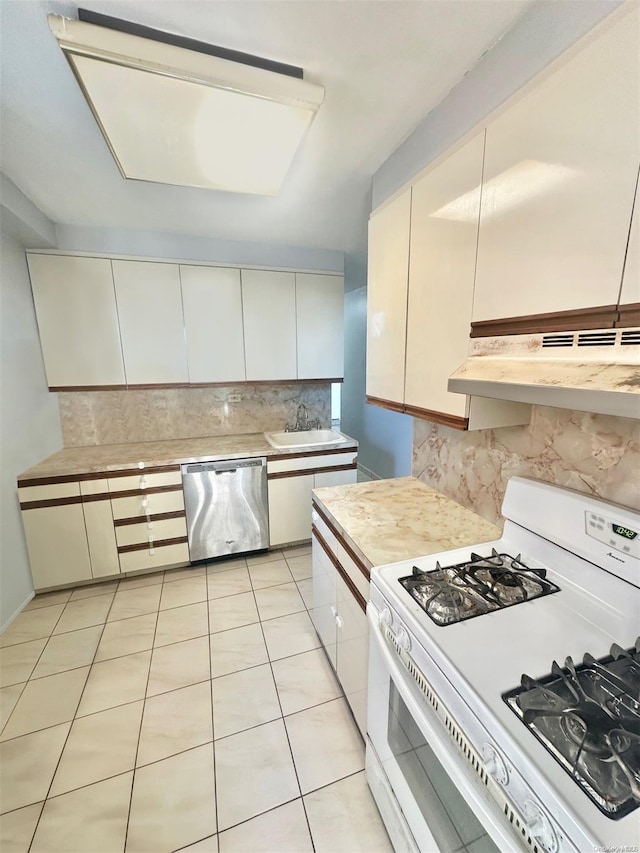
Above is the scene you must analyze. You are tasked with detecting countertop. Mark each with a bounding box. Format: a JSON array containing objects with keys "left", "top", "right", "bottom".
[
  {"left": 17, "top": 432, "right": 358, "bottom": 481},
  {"left": 312, "top": 476, "right": 501, "bottom": 568}
]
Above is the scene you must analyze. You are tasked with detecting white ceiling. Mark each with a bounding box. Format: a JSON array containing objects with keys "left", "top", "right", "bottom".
[{"left": 0, "top": 0, "right": 532, "bottom": 253}]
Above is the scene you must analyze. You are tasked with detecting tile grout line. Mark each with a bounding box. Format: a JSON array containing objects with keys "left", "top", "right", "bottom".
[{"left": 205, "top": 565, "right": 221, "bottom": 853}]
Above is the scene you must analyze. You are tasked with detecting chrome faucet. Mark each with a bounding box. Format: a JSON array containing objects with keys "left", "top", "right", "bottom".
[{"left": 284, "top": 403, "right": 320, "bottom": 432}]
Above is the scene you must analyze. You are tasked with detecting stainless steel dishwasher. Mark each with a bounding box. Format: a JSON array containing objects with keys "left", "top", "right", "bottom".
[{"left": 181, "top": 458, "right": 269, "bottom": 562}]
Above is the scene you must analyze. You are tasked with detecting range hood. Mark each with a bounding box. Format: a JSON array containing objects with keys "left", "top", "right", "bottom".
[{"left": 448, "top": 328, "right": 640, "bottom": 419}]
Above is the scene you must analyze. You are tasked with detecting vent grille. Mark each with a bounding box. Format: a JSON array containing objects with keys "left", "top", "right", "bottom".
[
  {"left": 577, "top": 332, "right": 616, "bottom": 347},
  {"left": 504, "top": 803, "right": 541, "bottom": 853},
  {"left": 542, "top": 334, "right": 574, "bottom": 348},
  {"left": 621, "top": 330, "right": 640, "bottom": 345}
]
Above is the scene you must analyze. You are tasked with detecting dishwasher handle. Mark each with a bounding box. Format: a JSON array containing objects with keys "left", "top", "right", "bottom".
[{"left": 182, "top": 457, "right": 266, "bottom": 476}]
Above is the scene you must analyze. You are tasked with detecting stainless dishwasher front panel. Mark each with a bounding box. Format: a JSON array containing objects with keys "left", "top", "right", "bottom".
[{"left": 181, "top": 458, "right": 269, "bottom": 562}]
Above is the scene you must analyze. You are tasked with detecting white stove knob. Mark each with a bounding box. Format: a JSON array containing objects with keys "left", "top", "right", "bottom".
[
  {"left": 523, "top": 800, "right": 558, "bottom": 853},
  {"left": 379, "top": 606, "right": 393, "bottom": 628},
  {"left": 481, "top": 743, "right": 508, "bottom": 786},
  {"left": 395, "top": 627, "right": 411, "bottom": 652}
]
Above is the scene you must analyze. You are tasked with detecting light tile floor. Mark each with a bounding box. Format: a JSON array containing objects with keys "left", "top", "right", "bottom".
[{"left": 0, "top": 546, "right": 392, "bottom": 853}]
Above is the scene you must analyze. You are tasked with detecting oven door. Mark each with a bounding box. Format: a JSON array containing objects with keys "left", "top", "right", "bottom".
[{"left": 367, "top": 604, "right": 522, "bottom": 853}]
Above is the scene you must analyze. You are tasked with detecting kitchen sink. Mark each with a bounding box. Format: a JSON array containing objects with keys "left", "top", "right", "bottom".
[{"left": 264, "top": 429, "right": 348, "bottom": 449}]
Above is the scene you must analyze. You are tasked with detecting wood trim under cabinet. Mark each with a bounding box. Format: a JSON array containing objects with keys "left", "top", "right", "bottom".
[
  {"left": 312, "top": 500, "right": 370, "bottom": 581},
  {"left": 20, "top": 495, "right": 84, "bottom": 510},
  {"left": 268, "top": 461, "right": 357, "bottom": 481},
  {"left": 366, "top": 395, "right": 405, "bottom": 414},
  {"left": 312, "top": 524, "right": 367, "bottom": 614},
  {"left": 117, "top": 535, "right": 188, "bottom": 554},
  {"left": 50, "top": 378, "right": 344, "bottom": 392},
  {"left": 470, "top": 304, "right": 618, "bottom": 338},
  {"left": 114, "top": 510, "right": 186, "bottom": 527},
  {"left": 49, "top": 384, "right": 128, "bottom": 392},
  {"left": 403, "top": 403, "right": 469, "bottom": 431},
  {"left": 616, "top": 303, "right": 640, "bottom": 327}
]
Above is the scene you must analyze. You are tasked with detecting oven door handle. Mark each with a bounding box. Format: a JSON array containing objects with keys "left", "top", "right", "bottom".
[{"left": 367, "top": 604, "right": 524, "bottom": 853}]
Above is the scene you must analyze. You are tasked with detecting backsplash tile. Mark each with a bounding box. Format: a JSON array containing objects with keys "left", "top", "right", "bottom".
[
  {"left": 413, "top": 405, "right": 639, "bottom": 525},
  {"left": 59, "top": 384, "right": 331, "bottom": 447}
]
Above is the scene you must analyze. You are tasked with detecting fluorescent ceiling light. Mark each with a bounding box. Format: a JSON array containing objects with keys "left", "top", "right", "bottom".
[
  {"left": 431, "top": 160, "right": 581, "bottom": 222},
  {"left": 48, "top": 14, "right": 324, "bottom": 195}
]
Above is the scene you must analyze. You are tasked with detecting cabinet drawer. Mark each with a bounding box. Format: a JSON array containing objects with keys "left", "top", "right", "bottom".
[
  {"left": 337, "top": 542, "right": 369, "bottom": 604},
  {"left": 19, "top": 481, "right": 81, "bottom": 503},
  {"left": 119, "top": 542, "right": 190, "bottom": 574},
  {"left": 311, "top": 507, "right": 337, "bottom": 554},
  {"left": 80, "top": 478, "right": 110, "bottom": 497},
  {"left": 111, "top": 488, "right": 185, "bottom": 520},
  {"left": 115, "top": 516, "right": 187, "bottom": 547},
  {"left": 267, "top": 451, "right": 357, "bottom": 475},
  {"left": 108, "top": 470, "right": 182, "bottom": 492}
]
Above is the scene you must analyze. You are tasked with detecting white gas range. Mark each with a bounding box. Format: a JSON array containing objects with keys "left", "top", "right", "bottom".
[{"left": 366, "top": 477, "right": 639, "bottom": 853}]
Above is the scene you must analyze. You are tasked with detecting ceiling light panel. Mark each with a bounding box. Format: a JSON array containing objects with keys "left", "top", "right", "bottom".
[{"left": 49, "top": 15, "right": 324, "bottom": 195}]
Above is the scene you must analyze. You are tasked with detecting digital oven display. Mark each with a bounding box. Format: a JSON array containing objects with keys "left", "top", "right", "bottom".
[{"left": 612, "top": 523, "right": 637, "bottom": 540}]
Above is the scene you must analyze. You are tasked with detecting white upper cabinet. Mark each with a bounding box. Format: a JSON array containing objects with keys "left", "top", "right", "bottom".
[
  {"left": 296, "top": 273, "right": 344, "bottom": 379},
  {"left": 366, "top": 188, "right": 411, "bottom": 403},
  {"left": 242, "top": 269, "right": 297, "bottom": 381},
  {"left": 180, "top": 265, "right": 246, "bottom": 383},
  {"left": 27, "top": 254, "right": 125, "bottom": 388},
  {"left": 112, "top": 260, "right": 189, "bottom": 384},
  {"left": 405, "top": 133, "right": 485, "bottom": 420},
  {"left": 473, "top": 6, "right": 640, "bottom": 322}
]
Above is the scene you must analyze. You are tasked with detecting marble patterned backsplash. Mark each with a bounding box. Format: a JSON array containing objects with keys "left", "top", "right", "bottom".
[
  {"left": 413, "top": 405, "right": 639, "bottom": 526},
  {"left": 59, "top": 384, "right": 331, "bottom": 447}
]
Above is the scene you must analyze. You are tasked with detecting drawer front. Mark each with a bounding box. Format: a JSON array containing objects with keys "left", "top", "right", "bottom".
[
  {"left": 111, "top": 488, "right": 185, "bottom": 520},
  {"left": 80, "top": 478, "right": 110, "bottom": 497},
  {"left": 337, "top": 542, "right": 369, "bottom": 603},
  {"left": 119, "top": 542, "right": 190, "bottom": 574},
  {"left": 108, "top": 470, "right": 182, "bottom": 492},
  {"left": 19, "top": 481, "right": 81, "bottom": 503},
  {"left": 267, "top": 451, "right": 357, "bottom": 475},
  {"left": 115, "top": 516, "right": 187, "bottom": 548},
  {"left": 311, "top": 507, "right": 338, "bottom": 554}
]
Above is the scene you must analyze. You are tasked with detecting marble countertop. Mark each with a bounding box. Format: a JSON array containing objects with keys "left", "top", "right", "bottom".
[
  {"left": 312, "top": 477, "right": 501, "bottom": 569},
  {"left": 18, "top": 432, "right": 358, "bottom": 481}
]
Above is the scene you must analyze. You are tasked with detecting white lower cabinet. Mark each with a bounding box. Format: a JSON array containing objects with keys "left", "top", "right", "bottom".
[
  {"left": 311, "top": 506, "right": 369, "bottom": 738},
  {"left": 20, "top": 500, "right": 93, "bottom": 590}
]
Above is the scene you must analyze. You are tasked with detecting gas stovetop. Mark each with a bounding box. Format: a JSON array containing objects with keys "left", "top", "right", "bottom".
[
  {"left": 398, "top": 548, "right": 560, "bottom": 626},
  {"left": 504, "top": 639, "right": 640, "bottom": 820}
]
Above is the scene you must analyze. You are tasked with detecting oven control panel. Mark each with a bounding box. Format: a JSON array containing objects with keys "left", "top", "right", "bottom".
[{"left": 585, "top": 511, "right": 640, "bottom": 559}]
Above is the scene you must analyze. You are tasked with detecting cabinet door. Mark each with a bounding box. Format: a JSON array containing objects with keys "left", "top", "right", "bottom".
[
  {"left": 242, "top": 270, "right": 297, "bottom": 381},
  {"left": 112, "top": 260, "right": 189, "bottom": 384},
  {"left": 618, "top": 172, "right": 639, "bottom": 322},
  {"left": 180, "top": 265, "right": 246, "bottom": 382},
  {"left": 404, "top": 133, "right": 485, "bottom": 420},
  {"left": 311, "top": 530, "right": 337, "bottom": 669},
  {"left": 336, "top": 572, "right": 368, "bottom": 737},
  {"left": 27, "top": 254, "right": 125, "bottom": 387},
  {"left": 473, "top": 7, "right": 640, "bottom": 322},
  {"left": 296, "top": 273, "right": 344, "bottom": 379},
  {"left": 366, "top": 188, "right": 411, "bottom": 404},
  {"left": 267, "top": 474, "right": 314, "bottom": 547},
  {"left": 313, "top": 468, "right": 357, "bottom": 489},
  {"left": 21, "top": 503, "right": 92, "bottom": 589},
  {"left": 80, "top": 480, "right": 120, "bottom": 579}
]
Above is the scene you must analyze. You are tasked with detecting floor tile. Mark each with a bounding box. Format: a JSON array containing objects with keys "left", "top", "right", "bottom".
[
  {"left": 0, "top": 683, "right": 25, "bottom": 733},
  {"left": 262, "top": 611, "right": 320, "bottom": 661},
  {"left": 283, "top": 544, "right": 311, "bottom": 558},
  {"left": 77, "top": 650, "right": 151, "bottom": 716},
  {"left": 107, "top": 584, "right": 162, "bottom": 622},
  {"left": 285, "top": 553, "right": 313, "bottom": 581},
  {"left": 118, "top": 571, "right": 164, "bottom": 590},
  {"left": 248, "top": 559, "right": 294, "bottom": 590},
  {"left": 0, "top": 605, "right": 64, "bottom": 648},
  {"left": 68, "top": 580, "right": 119, "bottom": 601},
  {"left": 285, "top": 698, "right": 364, "bottom": 794},
  {"left": 208, "top": 592, "right": 258, "bottom": 634},
  {"left": 137, "top": 680, "right": 212, "bottom": 766},
  {"left": 0, "top": 801, "right": 44, "bottom": 852},
  {"left": 245, "top": 550, "right": 284, "bottom": 567},
  {"left": 164, "top": 564, "right": 207, "bottom": 583},
  {"left": 207, "top": 566, "right": 252, "bottom": 600},
  {"left": 24, "top": 590, "right": 72, "bottom": 611},
  {"left": 218, "top": 799, "right": 313, "bottom": 853},
  {"left": 52, "top": 594, "right": 113, "bottom": 634},
  {"left": 272, "top": 649, "right": 341, "bottom": 716},
  {"left": 207, "top": 555, "right": 247, "bottom": 574},
  {"left": 0, "top": 638, "right": 47, "bottom": 688},
  {"left": 50, "top": 700, "right": 143, "bottom": 796},
  {"left": 127, "top": 744, "right": 216, "bottom": 853},
  {"left": 213, "top": 664, "right": 280, "bottom": 739},
  {"left": 296, "top": 578, "right": 314, "bottom": 609},
  {"left": 215, "top": 719, "right": 299, "bottom": 831},
  {"left": 160, "top": 575, "right": 208, "bottom": 610},
  {"left": 0, "top": 723, "right": 70, "bottom": 814},
  {"left": 155, "top": 601, "right": 208, "bottom": 647},
  {"left": 147, "top": 636, "right": 210, "bottom": 697},
  {"left": 254, "top": 583, "right": 305, "bottom": 622},
  {"left": 30, "top": 771, "right": 133, "bottom": 853},
  {"left": 94, "top": 612, "right": 156, "bottom": 662},
  {"left": 176, "top": 836, "right": 218, "bottom": 852},
  {"left": 31, "top": 625, "right": 102, "bottom": 679},
  {"left": 209, "top": 623, "right": 268, "bottom": 678},
  {"left": 304, "top": 771, "right": 392, "bottom": 852},
  {"left": 0, "top": 666, "right": 89, "bottom": 741}
]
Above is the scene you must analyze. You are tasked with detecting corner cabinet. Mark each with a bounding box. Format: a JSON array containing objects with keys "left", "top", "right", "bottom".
[
  {"left": 311, "top": 503, "right": 369, "bottom": 737},
  {"left": 266, "top": 448, "right": 358, "bottom": 547}
]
